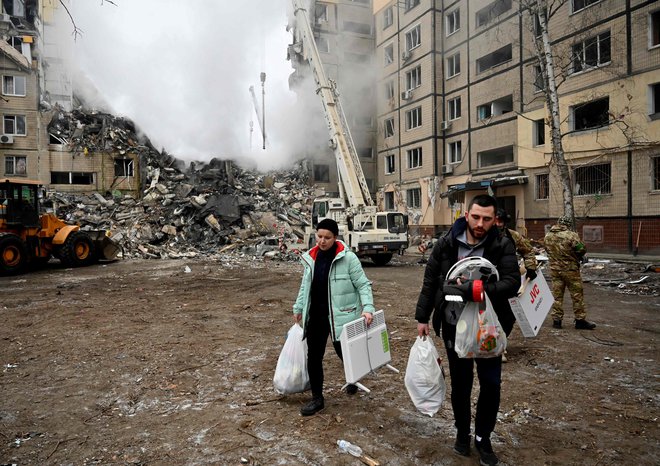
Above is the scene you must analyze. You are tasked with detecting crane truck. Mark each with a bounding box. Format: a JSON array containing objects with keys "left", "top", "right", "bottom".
[{"left": 289, "top": 0, "right": 408, "bottom": 265}]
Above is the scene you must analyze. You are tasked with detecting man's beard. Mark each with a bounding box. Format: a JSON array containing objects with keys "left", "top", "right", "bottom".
[{"left": 467, "top": 223, "right": 486, "bottom": 240}]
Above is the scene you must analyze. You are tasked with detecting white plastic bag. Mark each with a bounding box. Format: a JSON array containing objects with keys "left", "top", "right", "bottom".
[
  {"left": 404, "top": 336, "right": 446, "bottom": 417},
  {"left": 454, "top": 295, "right": 507, "bottom": 359},
  {"left": 273, "top": 324, "right": 310, "bottom": 394}
]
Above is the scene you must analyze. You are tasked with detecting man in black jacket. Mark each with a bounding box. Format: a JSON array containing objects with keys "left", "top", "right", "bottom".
[{"left": 415, "top": 194, "right": 519, "bottom": 466}]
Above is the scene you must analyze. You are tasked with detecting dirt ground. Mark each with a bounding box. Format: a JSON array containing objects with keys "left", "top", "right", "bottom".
[{"left": 1, "top": 254, "right": 658, "bottom": 466}]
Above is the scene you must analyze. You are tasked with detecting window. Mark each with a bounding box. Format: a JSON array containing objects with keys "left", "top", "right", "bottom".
[
  {"left": 478, "top": 146, "right": 514, "bottom": 168},
  {"left": 407, "top": 188, "right": 422, "bottom": 208},
  {"left": 572, "top": 97, "right": 609, "bottom": 131},
  {"left": 384, "top": 191, "right": 395, "bottom": 210},
  {"left": 446, "top": 9, "right": 460, "bottom": 35},
  {"left": 343, "top": 21, "right": 371, "bottom": 35},
  {"left": 652, "top": 10, "right": 660, "bottom": 47},
  {"left": 407, "top": 147, "right": 422, "bottom": 168},
  {"left": 3, "top": 115, "right": 26, "bottom": 135},
  {"left": 406, "top": 106, "right": 422, "bottom": 130},
  {"left": 405, "top": 0, "right": 420, "bottom": 12},
  {"left": 384, "top": 43, "right": 394, "bottom": 65},
  {"left": 4, "top": 156, "right": 27, "bottom": 176},
  {"left": 316, "top": 36, "right": 330, "bottom": 53},
  {"left": 359, "top": 147, "right": 373, "bottom": 159},
  {"left": 3, "top": 0, "right": 26, "bottom": 16},
  {"left": 650, "top": 83, "right": 660, "bottom": 116},
  {"left": 2, "top": 76, "right": 26, "bottom": 96},
  {"left": 385, "top": 80, "right": 395, "bottom": 100},
  {"left": 114, "top": 158, "right": 134, "bottom": 177},
  {"left": 313, "top": 164, "right": 330, "bottom": 182},
  {"left": 533, "top": 9, "right": 547, "bottom": 38},
  {"left": 446, "top": 53, "right": 460, "bottom": 78},
  {"left": 573, "top": 163, "right": 611, "bottom": 195},
  {"left": 448, "top": 141, "right": 462, "bottom": 163},
  {"left": 533, "top": 119, "right": 545, "bottom": 146},
  {"left": 405, "top": 24, "right": 421, "bottom": 51},
  {"left": 355, "top": 115, "right": 373, "bottom": 127},
  {"left": 406, "top": 65, "right": 422, "bottom": 91},
  {"left": 572, "top": 0, "right": 601, "bottom": 13},
  {"left": 477, "top": 95, "right": 513, "bottom": 121},
  {"left": 315, "top": 4, "right": 328, "bottom": 23},
  {"left": 384, "top": 118, "right": 395, "bottom": 138},
  {"left": 383, "top": 6, "right": 393, "bottom": 29},
  {"left": 572, "top": 31, "right": 611, "bottom": 73},
  {"left": 50, "top": 172, "right": 95, "bottom": 185},
  {"left": 534, "top": 64, "right": 544, "bottom": 92},
  {"left": 653, "top": 157, "right": 660, "bottom": 190},
  {"left": 385, "top": 154, "right": 395, "bottom": 174},
  {"left": 476, "top": 0, "right": 512, "bottom": 28},
  {"left": 345, "top": 52, "right": 370, "bottom": 64},
  {"left": 448, "top": 96, "right": 461, "bottom": 120},
  {"left": 536, "top": 173, "right": 549, "bottom": 200},
  {"left": 476, "top": 44, "right": 512, "bottom": 73}
]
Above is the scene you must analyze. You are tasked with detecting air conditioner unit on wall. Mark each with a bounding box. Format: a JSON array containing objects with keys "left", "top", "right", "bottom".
[
  {"left": 442, "top": 164, "right": 453, "bottom": 175},
  {"left": 0, "top": 134, "right": 14, "bottom": 144},
  {"left": 440, "top": 121, "right": 451, "bottom": 131},
  {"left": 401, "top": 50, "right": 411, "bottom": 61},
  {"left": 401, "top": 90, "right": 412, "bottom": 100}
]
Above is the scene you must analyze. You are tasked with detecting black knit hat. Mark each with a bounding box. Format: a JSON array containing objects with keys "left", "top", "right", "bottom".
[{"left": 316, "top": 218, "right": 339, "bottom": 236}]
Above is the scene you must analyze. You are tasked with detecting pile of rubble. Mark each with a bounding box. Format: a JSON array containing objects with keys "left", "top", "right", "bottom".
[{"left": 44, "top": 110, "right": 319, "bottom": 262}]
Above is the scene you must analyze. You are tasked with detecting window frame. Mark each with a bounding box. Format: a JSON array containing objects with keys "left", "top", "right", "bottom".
[
  {"left": 4, "top": 155, "right": 27, "bottom": 176},
  {"left": 652, "top": 156, "right": 660, "bottom": 191},
  {"left": 114, "top": 158, "right": 134, "bottom": 177},
  {"left": 571, "top": 30, "right": 611, "bottom": 74},
  {"left": 448, "top": 141, "right": 462, "bottom": 164},
  {"left": 405, "top": 106, "right": 422, "bottom": 130},
  {"left": 405, "top": 24, "right": 421, "bottom": 52},
  {"left": 384, "top": 118, "right": 395, "bottom": 138},
  {"left": 406, "top": 187, "right": 422, "bottom": 208},
  {"left": 316, "top": 36, "right": 330, "bottom": 54},
  {"left": 446, "top": 52, "right": 461, "bottom": 78},
  {"left": 571, "top": 97, "right": 610, "bottom": 132},
  {"left": 384, "top": 191, "right": 395, "bottom": 210},
  {"left": 446, "top": 9, "right": 460, "bottom": 36},
  {"left": 534, "top": 64, "right": 544, "bottom": 93},
  {"left": 476, "top": 0, "right": 513, "bottom": 28},
  {"left": 404, "top": 0, "right": 421, "bottom": 13},
  {"left": 3, "top": 115, "right": 27, "bottom": 136},
  {"left": 448, "top": 96, "right": 462, "bottom": 120},
  {"left": 385, "top": 80, "right": 395, "bottom": 100},
  {"left": 313, "top": 164, "right": 330, "bottom": 183},
  {"left": 405, "top": 65, "right": 422, "bottom": 91},
  {"left": 572, "top": 0, "right": 602, "bottom": 14},
  {"left": 2, "top": 75, "right": 27, "bottom": 97},
  {"left": 651, "top": 10, "right": 660, "bottom": 48},
  {"left": 650, "top": 82, "right": 660, "bottom": 118},
  {"left": 573, "top": 162, "right": 611, "bottom": 196},
  {"left": 533, "top": 119, "right": 546, "bottom": 146},
  {"left": 535, "top": 173, "right": 550, "bottom": 200},
  {"left": 407, "top": 147, "right": 423, "bottom": 169},
  {"left": 476, "top": 44, "right": 512, "bottom": 74},
  {"left": 383, "top": 6, "right": 394, "bottom": 29},
  {"left": 384, "top": 43, "right": 394, "bottom": 65},
  {"left": 385, "top": 154, "right": 396, "bottom": 175}
]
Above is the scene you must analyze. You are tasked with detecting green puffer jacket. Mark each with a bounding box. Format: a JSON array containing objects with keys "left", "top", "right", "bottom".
[{"left": 293, "top": 240, "right": 375, "bottom": 341}]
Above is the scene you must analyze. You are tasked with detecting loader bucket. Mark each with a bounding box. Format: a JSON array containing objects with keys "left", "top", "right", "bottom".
[{"left": 88, "top": 231, "right": 122, "bottom": 261}]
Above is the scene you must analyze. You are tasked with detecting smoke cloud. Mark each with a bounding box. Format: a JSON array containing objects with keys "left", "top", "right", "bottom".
[{"left": 61, "top": 0, "right": 317, "bottom": 171}]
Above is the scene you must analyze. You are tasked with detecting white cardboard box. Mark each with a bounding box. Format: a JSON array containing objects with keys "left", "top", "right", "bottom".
[{"left": 508, "top": 271, "right": 554, "bottom": 337}]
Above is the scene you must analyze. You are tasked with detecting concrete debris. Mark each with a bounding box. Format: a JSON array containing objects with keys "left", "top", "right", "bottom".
[{"left": 43, "top": 111, "right": 316, "bottom": 263}]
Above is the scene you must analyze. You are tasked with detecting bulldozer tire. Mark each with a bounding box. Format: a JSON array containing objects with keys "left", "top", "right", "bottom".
[
  {"left": 371, "top": 253, "right": 393, "bottom": 266},
  {"left": 0, "top": 234, "right": 28, "bottom": 276},
  {"left": 60, "top": 231, "right": 97, "bottom": 268}
]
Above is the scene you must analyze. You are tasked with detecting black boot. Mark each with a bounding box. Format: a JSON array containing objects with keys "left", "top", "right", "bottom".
[
  {"left": 475, "top": 436, "right": 499, "bottom": 465},
  {"left": 575, "top": 319, "right": 596, "bottom": 330},
  {"left": 552, "top": 319, "right": 562, "bottom": 329},
  {"left": 454, "top": 433, "right": 471, "bottom": 456},
  {"left": 300, "top": 396, "right": 324, "bottom": 416}
]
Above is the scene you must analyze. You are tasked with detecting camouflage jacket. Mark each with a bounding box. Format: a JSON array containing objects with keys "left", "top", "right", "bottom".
[
  {"left": 544, "top": 224, "right": 585, "bottom": 271},
  {"left": 505, "top": 228, "right": 538, "bottom": 271}
]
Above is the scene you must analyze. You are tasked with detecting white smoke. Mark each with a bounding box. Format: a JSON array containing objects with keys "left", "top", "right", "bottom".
[{"left": 60, "top": 0, "right": 319, "bottom": 171}]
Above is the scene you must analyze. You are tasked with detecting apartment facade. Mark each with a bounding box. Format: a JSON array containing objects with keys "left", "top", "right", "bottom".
[
  {"left": 1, "top": 0, "right": 139, "bottom": 194},
  {"left": 373, "top": 0, "right": 660, "bottom": 254}
]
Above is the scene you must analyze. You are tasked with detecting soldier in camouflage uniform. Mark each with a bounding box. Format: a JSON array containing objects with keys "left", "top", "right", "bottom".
[
  {"left": 543, "top": 216, "right": 596, "bottom": 330},
  {"left": 495, "top": 209, "right": 538, "bottom": 283}
]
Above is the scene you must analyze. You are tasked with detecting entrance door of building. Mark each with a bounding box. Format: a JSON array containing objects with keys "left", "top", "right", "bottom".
[{"left": 497, "top": 195, "right": 516, "bottom": 229}]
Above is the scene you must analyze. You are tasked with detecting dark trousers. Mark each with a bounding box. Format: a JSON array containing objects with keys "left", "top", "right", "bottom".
[
  {"left": 445, "top": 342, "right": 502, "bottom": 438},
  {"left": 306, "top": 313, "right": 343, "bottom": 398}
]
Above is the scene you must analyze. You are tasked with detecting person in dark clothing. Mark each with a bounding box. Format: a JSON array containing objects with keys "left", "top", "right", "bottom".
[
  {"left": 293, "top": 218, "right": 375, "bottom": 416},
  {"left": 415, "top": 195, "right": 519, "bottom": 466}
]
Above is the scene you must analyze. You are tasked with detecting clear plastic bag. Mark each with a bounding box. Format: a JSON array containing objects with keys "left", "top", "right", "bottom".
[
  {"left": 273, "top": 324, "right": 310, "bottom": 394},
  {"left": 454, "top": 294, "right": 507, "bottom": 359},
  {"left": 404, "top": 336, "right": 446, "bottom": 417}
]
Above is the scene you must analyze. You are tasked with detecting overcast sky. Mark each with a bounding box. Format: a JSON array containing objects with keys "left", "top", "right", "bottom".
[{"left": 63, "top": 0, "right": 312, "bottom": 170}]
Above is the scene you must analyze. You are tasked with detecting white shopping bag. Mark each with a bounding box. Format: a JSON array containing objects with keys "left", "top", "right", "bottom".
[
  {"left": 404, "top": 336, "right": 446, "bottom": 417},
  {"left": 273, "top": 324, "right": 310, "bottom": 394},
  {"left": 454, "top": 295, "right": 507, "bottom": 359}
]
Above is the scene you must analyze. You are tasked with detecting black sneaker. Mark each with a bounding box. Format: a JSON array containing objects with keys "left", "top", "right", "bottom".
[
  {"left": 345, "top": 384, "right": 358, "bottom": 395},
  {"left": 475, "top": 437, "right": 499, "bottom": 465},
  {"left": 453, "top": 434, "right": 471, "bottom": 456},
  {"left": 300, "top": 397, "right": 324, "bottom": 416},
  {"left": 575, "top": 319, "right": 596, "bottom": 330},
  {"left": 552, "top": 319, "right": 562, "bottom": 329}
]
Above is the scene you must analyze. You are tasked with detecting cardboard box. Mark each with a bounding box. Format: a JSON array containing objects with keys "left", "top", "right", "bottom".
[{"left": 508, "top": 271, "right": 554, "bottom": 337}]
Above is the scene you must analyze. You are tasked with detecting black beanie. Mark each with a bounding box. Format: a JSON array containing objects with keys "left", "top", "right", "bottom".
[{"left": 316, "top": 218, "right": 339, "bottom": 236}]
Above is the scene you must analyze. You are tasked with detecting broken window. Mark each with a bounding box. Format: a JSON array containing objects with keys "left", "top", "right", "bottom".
[
  {"left": 405, "top": 106, "right": 422, "bottom": 130},
  {"left": 384, "top": 118, "right": 394, "bottom": 138},
  {"left": 3, "top": 115, "right": 26, "bottom": 135},
  {"left": 476, "top": 44, "right": 512, "bottom": 73},
  {"left": 650, "top": 82, "right": 660, "bottom": 116},
  {"left": 342, "top": 21, "right": 371, "bottom": 35},
  {"left": 571, "top": 97, "right": 609, "bottom": 131},
  {"left": 572, "top": 31, "right": 610, "bottom": 73},
  {"left": 384, "top": 191, "right": 395, "bottom": 210},
  {"left": 345, "top": 52, "right": 369, "bottom": 64},
  {"left": 653, "top": 157, "right": 660, "bottom": 190},
  {"left": 534, "top": 64, "right": 544, "bottom": 92},
  {"left": 2, "top": 0, "right": 25, "bottom": 17},
  {"left": 478, "top": 145, "right": 514, "bottom": 168},
  {"left": 114, "top": 158, "right": 134, "bottom": 177},
  {"left": 2, "top": 75, "right": 26, "bottom": 96},
  {"left": 406, "top": 65, "right": 421, "bottom": 91},
  {"left": 446, "top": 52, "right": 460, "bottom": 78},
  {"left": 448, "top": 141, "right": 462, "bottom": 163},
  {"left": 384, "top": 43, "right": 394, "bottom": 65},
  {"left": 404, "top": 0, "right": 420, "bottom": 12},
  {"left": 533, "top": 119, "right": 545, "bottom": 146},
  {"left": 652, "top": 10, "right": 660, "bottom": 47},
  {"left": 405, "top": 24, "right": 421, "bottom": 51},
  {"left": 359, "top": 147, "right": 373, "bottom": 159},
  {"left": 572, "top": 0, "right": 601, "bottom": 13},
  {"left": 406, "top": 187, "right": 421, "bottom": 208},
  {"left": 51, "top": 171, "right": 95, "bottom": 185},
  {"left": 476, "top": 0, "right": 512, "bottom": 28},
  {"left": 4, "top": 155, "right": 26, "bottom": 176},
  {"left": 446, "top": 9, "right": 460, "bottom": 35},
  {"left": 383, "top": 6, "right": 393, "bottom": 29},
  {"left": 384, "top": 80, "right": 395, "bottom": 100},
  {"left": 385, "top": 154, "right": 395, "bottom": 174},
  {"left": 573, "top": 162, "right": 611, "bottom": 195},
  {"left": 536, "top": 173, "right": 549, "bottom": 200},
  {"left": 407, "top": 147, "right": 422, "bottom": 169},
  {"left": 448, "top": 96, "right": 461, "bottom": 120},
  {"left": 316, "top": 36, "right": 329, "bottom": 54},
  {"left": 477, "top": 95, "right": 513, "bottom": 121},
  {"left": 313, "top": 164, "right": 330, "bottom": 182},
  {"left": 315, "top": 3, "right": 328, "bottom": 23}
]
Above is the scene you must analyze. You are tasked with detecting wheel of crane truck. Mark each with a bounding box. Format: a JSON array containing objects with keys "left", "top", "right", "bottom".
[
  {"left": 60, "top": 231, "right": 96, "bottom": 267},
  {"left": 371, "top": 253, "right": 393, "bottom": 266},
  {"left": 0, "top": 234, "right": 28, "bottom": 276}
]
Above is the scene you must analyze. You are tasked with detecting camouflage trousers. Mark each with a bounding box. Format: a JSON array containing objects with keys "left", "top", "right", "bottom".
[{"left": 549, "top": 269, "right": 586, "bottom": 320}]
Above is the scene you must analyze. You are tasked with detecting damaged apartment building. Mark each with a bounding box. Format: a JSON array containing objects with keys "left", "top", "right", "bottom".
[{"left": 1, "top": 0, "right": 139, "bottom": 194}]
